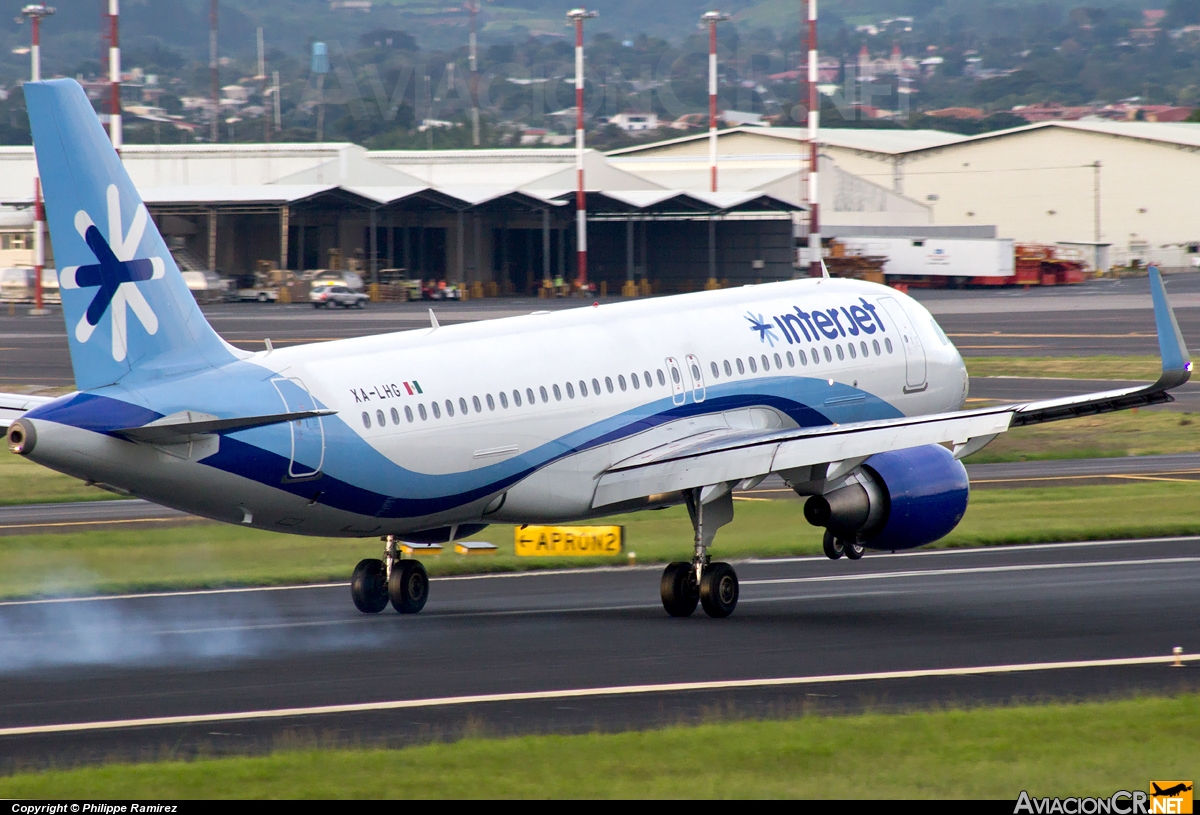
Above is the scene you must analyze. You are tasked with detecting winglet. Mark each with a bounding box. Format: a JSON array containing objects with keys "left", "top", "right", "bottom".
[
  {"left": 820, "top": 258, "right": 831, "bottom": 279},
  {"left": 1149, "top": 265, "right": 1192, "bottom": 388},
  {"left": 429, "top": 308, "right": 440, "bottom": 330}
]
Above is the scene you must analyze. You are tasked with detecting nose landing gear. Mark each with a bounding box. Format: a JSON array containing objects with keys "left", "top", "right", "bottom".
[
  {"left": 660, "top": 485, "right": 740, "bottom": 619},
  {"left": 351, "top": 536, "right": 429, "bottom": 614}
]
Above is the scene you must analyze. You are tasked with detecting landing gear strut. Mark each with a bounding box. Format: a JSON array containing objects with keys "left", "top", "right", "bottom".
[
  {"left": 351, "top": 536, "right": 428, "bottom": 614},
  {"left": 660, "top": 485, "right": 739, "bottom": 618}
]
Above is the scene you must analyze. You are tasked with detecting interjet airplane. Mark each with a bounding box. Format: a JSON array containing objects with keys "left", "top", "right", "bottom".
[{"left": 3, "top": 80, "right": 1193, "bottom": 618}]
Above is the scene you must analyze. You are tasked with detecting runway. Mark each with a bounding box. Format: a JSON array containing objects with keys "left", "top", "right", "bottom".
[
  {"left": 3, "top": 275, "right": 1198, "bottom": 388},
  {"left": 967, "top": 376, "right": 1200, "bottom": 411},
  {"left": 0, "top": 537, "right": 1196, "bottom": 768}
]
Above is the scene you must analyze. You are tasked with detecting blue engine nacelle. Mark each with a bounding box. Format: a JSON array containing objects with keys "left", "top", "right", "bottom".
[{"left": 803, "top": 444, "right": 969, "bottom": 551}]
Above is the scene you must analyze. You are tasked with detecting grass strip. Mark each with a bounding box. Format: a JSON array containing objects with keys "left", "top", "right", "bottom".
[
  {"left": 1, "top": 693, "right": 1196, "bottom": 798},
  {"left": 964, "top": 356, "right": 1162, "bottom": 381},
  {"left": 2, "top": 481, "right": 1200, "bottom": 598}
]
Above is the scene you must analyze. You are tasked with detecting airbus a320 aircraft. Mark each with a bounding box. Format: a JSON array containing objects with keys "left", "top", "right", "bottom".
[{"left": 3, "top": 80, "right": 1193, "bottom": 619}]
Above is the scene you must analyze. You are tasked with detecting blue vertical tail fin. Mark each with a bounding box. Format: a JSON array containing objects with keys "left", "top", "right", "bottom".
[{"left": 25, "top": 79, "right": 239, "bottom": 391}]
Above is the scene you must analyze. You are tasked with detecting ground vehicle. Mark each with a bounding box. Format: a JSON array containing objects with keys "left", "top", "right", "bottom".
[
  {"left": 181, "top": 270, "right": 231, "bottom": 304},
  {"left": 309, "top": 270, "right": 365, "bottom": 291},
  {"left": 310, "top": 284, "right": 368, "bottom": 309},
  {"left": 0, "top": 267, "right": 60, "bottom": 304}
]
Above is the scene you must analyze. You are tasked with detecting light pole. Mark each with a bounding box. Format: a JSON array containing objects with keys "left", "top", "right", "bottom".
[
  {"left": 105, "top": 0, "right": 121, "bottom": 151},
  {"left": 210, "top": 0, "right": 219, "bottom": 143},
  {"left": 701, "top": 11, "right": 730, "bottom": 193},
  {"left": 312, "top": 42, "right": 329, "bottom": 142},
  {"left": 804, "top": 0, "right": 821, "bottom": 277},
  {"left": 465, "top": 1, "right": 491, "bottom": 147},
  {"left": 567, "top": 8, "right": 597, "bottom": 292},
  {"left": 20, "top": 4, "right": 54, "bottom": 317}
]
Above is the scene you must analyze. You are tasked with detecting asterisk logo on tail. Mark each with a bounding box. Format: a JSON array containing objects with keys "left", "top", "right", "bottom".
[
  {"left": 745, "top": 311, "right": 779, "bottom": 346},
  {"left": 60, "top": 184, "right": 165, "bottom": 362}
]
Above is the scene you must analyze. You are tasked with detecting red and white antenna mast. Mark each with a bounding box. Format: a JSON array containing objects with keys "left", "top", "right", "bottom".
[
  {"left": 106, "top": 0, "right": 120, "bottom": 152},
  {"left": 567, "top": 8, "right": 597, "bottom": 292},
  {"left": 20, "top": 3, "right": 54, "bottom": 317},
  {"left": 702, "top": 11, "right": 730, "bottom": 193},
  {"left": 805, "top": 0, "right": 820, "bottom": 277}
]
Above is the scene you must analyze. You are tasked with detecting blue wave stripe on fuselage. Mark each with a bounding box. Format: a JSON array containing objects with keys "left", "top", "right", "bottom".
[{"left": 25, "top": 374, "right": 902, "bottom": 521}]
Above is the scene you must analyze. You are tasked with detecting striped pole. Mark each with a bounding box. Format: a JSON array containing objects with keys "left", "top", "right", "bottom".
[
  {"left": 108, "top": 0, "right": 121, "bottom": 152},
  {"left": 568, "top": 8, "right": 597, "bottom": 291},
  {"left": 806, "top": 0, "right": 820, "bottom": 277},
  {"left": 22, "top": 4, "right": 55, "bottom": 317},
  {"left": 702, "top": 11, "right": 730, "bottom": 193},
  {"left": 468, "top": 0, "right": 480, "bottom": 147},
  {"left": 210, "top": 0, "right": 219, "bottom": 143}
]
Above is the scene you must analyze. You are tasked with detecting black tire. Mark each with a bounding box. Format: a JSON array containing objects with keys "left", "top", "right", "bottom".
[
  {"left": 844, "top": 539, "right": 865, "bottom": 560},
  {"left": 700, "top": 562, "right": 739, "bottom": 619},
  {"left": 389, "top": 560, "right": 429, "bottom": 614},
  {"left": 313, "top": 303, "right": 322, "bottom": 309},
  {"left": 823, "top": 530, "right": 845, "bottom": 560},
  {"left": 351, "top": 558, "right": 388, "bottom": 614},
  {"left": 257, "top": 292, "right": 268, "bottom": 303},
  {"left": 357, "top": 300, "right": 366, "bottom": 309},
  {"left": 660, "top": 562, "right": 699, "bottom": 617}
]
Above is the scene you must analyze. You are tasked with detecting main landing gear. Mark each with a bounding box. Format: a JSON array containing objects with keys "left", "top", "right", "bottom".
[
  {"left": 822, "top": 530, "right": 864, "bottom": 561},
  {"left": 661, "top": 485, "right": 739, "bottom": 618},
  {"left": 351, "top": 535, "right": 429, "bottom": 614}
]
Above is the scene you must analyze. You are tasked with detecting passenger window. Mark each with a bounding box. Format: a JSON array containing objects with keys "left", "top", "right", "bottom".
[
  {"left": 785, "top": 352, "right": 793, "bottom": 367},
  {"left": 848, "top": 343, "right": 857, "bottom": 359},
  {"left": 404, "top": 406, "right": 414, "bottom": 422},
  {"left": 553, "top": 384, "right": 562, "bottom": 400},
  {"left": 513, "top": 389, "right": 522, "bottom": 407},
  {"left": 690, "top": 363, "right": 701, "bottom": 380},
  {"left": 760, "top": 354, "right": 769, "bottom": 371},
  {"left": 656, "top": 369, "right": 666, "bottom": 386},
  {"left": 631, "top": 373, "right": 641, "bottom": 389},
  {"left": 774, "top": 353, "right": 783, "bottom": 369},
  {"left": 459, "top": 397, "right": 469, "bottom": 414},
  {"left": 418, "top": 404, "right": 428, "bottom": 420},
  {"left": 361, "top": 411, "right": 371, "bottom": 429},
  {"left": 824, "top": 347, "right": 832, "bottom": 362},
  {"left": 710, "top": 361, "right": 719, "bottom": 379},
  {"left": 605, "top": 376, "right": 614, "bottom": 394},
  {"left": 618, "top": 375, "right": 626, "bottom": 391},
  {"left": 390, "top": 407, "right": 400, "bottom": 424},
  {"left": 644, "top": 370, "right": 652, "bottom": 386},
  {"left": 499, "top": 392, "right": 509, "bottom": 408},
  {"left": 543, "top": 385, "right": 551, "bottom": 402},
  {"left": 432, "top": 402, "right": 441, "bottom": 419},
  {"left": 736, "top": 358, "right": 745, "bottom": 374},
  {"left": 861, "top": 341, "right": 869, "bottom": 357},
  {"left": 567, "top": 381, "right": 576, "bottom": 398},
  {"left": 580, "top": 380, "right": 588, "bottom": 397},
  {"left": 445, "top": 399, "right": 454, "bottom": 417},
  {"left": 872, "top": 339, "right": 881, "bottom": 355},
  {"left": 798, "top": 349, "right": 807, "bottom": 365},
  {"left": 885, "top": 338, "right": 894, "bottom": 353},
  {"left": 748, "top": 357, "right": 758, "bottom": 373},
  {"left": 376, "top": 409, "right": 386, "bottom": 426},
  {"left": 527, "top": 387, "right": 536, "bottom": 404},
  {"left": 592, "top": 378, "right": 601, "bottom": 394},
  {"left": 486, "top": 394, "right": 495, "bottom": 410},
  {"left": 723, "top": 360, "right": 732, "bottom": 376},
  {"left": 836, "top": 345, "right": 845, "bottom": 361}
]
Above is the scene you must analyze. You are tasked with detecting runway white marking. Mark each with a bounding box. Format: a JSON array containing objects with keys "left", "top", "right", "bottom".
[
  {"left": 742, "top": 557, "right": 1200, "bottom": 587},
  {"left": 1, "top": 653, "right": 1194, "bottom": 738}
]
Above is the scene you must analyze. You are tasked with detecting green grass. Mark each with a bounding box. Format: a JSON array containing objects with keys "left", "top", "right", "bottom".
[
  {"left": 964, "top": 356, "right": 1163, "bottom": 381},
  {"left": 4, "top": 481, "right": 1200, "bottom": 598},
  {"left": 1, "top": 693, "right": 1195, "bottom": 798},
  {"left": 962, "top": 409, "right": 1200, "bottom": 463},
  {"left": 0, "top": 448, "right": 124, "bottom": 505}
]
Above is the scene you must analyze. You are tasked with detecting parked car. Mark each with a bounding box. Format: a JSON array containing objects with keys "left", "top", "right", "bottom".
[
  {"left": 308, "top": 270, "right": 365, "bottom": 291},
  {"left": 310, "top": 284, "right": 369, "bottom": 309}
]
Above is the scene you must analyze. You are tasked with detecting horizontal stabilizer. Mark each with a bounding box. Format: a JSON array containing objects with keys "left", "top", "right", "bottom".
[
  {"left": 115, "top": 409, "right": 336, "bottom": 444},
  {"left": 0, "top": 393, "right": 56, "bottom": 430}
]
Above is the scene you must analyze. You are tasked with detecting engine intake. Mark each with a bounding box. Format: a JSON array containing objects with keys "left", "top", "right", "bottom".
[{"left": 802, "top": 444, "right": 969, "bottom": 551}]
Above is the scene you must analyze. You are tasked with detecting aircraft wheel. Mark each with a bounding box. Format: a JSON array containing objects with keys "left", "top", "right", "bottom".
[
  {"left": 700, "top": 562, "right": 739, "bottom": 619},
  {"left": 660, "top": 562, "right": 699, "bottom": 617},
  {"left": 822, "top": 530, "right": 844, "bottom": 560},
  {"left": 351, "top": 558, "right": 389, "bottom": 613},
  {"left": 844, "top": 539, "right": 865, "bottom": 560},
  {"left": 389, "top": 560, "right": 429, "bottom": 614}
]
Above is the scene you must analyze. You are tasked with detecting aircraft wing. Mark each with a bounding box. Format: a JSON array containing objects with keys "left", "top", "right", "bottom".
[
  {"left": 0, "top": 393, "right": 56, "bottom": 430},
  {"left": 593, "top": 267, "right": 1191, "bottom": 509}
]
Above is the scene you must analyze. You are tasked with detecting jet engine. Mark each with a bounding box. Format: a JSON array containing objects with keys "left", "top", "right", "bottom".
[{"left": 803, "top": 444, "right": 969, "bottom": 551}]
